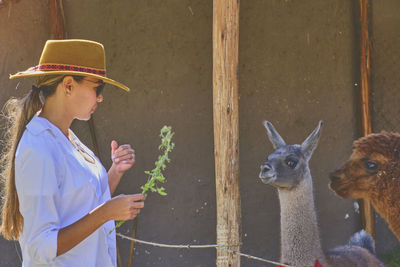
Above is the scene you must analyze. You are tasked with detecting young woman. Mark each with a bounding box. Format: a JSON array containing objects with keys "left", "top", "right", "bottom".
[{"left": 0, "top": 39, "right": 145, "bottom": 266}]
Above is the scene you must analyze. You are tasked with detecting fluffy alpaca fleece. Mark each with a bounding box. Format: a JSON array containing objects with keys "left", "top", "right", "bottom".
[{"left": 330, "top": 131, "right": 400, "bottom": 241}]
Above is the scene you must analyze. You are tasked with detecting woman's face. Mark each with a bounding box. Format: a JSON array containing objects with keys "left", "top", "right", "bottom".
[{"left": 66, "top": 76, "right": 104, "bottom": 121}]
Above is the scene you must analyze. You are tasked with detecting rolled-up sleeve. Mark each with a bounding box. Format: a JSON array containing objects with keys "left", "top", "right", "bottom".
[{"left": 15, "top": 146, "right": 60, "bottom": 264}]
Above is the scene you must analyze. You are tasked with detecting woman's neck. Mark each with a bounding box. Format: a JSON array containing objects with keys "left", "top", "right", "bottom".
[{"left": 39, "top": 102, "right": 73, "bottom": 137}]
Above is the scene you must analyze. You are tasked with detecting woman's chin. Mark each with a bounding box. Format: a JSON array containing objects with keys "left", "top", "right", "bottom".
[{"left": 76, "top": 114, "right": 92, "bottom": 121}]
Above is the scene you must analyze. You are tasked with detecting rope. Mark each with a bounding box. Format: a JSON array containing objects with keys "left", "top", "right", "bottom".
[{"left": 116, "top": 233, "right": 292, "bottom": 267}]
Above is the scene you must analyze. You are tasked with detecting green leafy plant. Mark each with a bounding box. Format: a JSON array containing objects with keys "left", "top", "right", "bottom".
[
  {"left": 110, "top": 126, "right": 174, "bottom": 234},
  {"left": 141, "top": 125, "right": 174, "bottom": 196}
]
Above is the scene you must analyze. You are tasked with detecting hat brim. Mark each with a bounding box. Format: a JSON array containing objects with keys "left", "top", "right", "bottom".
[{"left": 9, "top": 70, "right": 130, "bottom": 92}]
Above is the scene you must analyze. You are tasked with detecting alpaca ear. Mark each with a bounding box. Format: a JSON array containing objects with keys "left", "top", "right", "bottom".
[
  {"left": 263, "top": 121, "right": 286, "bottom": 149},
  {"left": 301, "top": 120, "right": 323, "bottom": 160}
]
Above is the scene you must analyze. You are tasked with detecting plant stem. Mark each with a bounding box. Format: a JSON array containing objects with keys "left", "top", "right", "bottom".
[{"left": 109, "top": 126, "right": 174, "bottom": 234}]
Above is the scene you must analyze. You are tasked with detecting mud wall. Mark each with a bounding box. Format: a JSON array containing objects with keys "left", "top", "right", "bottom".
[{"left": 0, "top": 1, "right": 399, "bottom": 266}]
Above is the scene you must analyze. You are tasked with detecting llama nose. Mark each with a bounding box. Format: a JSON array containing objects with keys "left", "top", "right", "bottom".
[{"left": 261, "top": 163, "right": 272, "bottom": 173}]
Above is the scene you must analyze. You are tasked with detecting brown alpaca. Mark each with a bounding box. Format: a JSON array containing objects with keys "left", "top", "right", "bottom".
[{"left": 329, "top": 131, "right": 400, "bottom": 241}]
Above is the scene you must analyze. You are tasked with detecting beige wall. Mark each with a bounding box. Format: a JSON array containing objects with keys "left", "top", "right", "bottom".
[
  {"left": 0, "top": 1, "right": 49, "bottom": 264},
  {"left": 0, "top": 1, "right": 399, "bottom": 266}
]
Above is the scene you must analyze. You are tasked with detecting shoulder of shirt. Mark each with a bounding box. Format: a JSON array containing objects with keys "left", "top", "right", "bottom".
[
  {"left": 17, "top": 132, "right": 55, "bottom": 160},
  {"left": 17, "top": 117, "right": 61, "bottom": 158},
  {"left": 16, "top": 132, "right": 63, "bottom": 173},
  {"left": 25, "top": 116, "right": 58, "bottom": 137}
]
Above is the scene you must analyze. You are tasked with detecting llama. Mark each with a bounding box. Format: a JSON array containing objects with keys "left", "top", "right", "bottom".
[
  {"left": 329, "top": 131, "right": 400, "bottom": 241},
  {"left": 259, "top": 121, "right": 384, "bottom": 267}
]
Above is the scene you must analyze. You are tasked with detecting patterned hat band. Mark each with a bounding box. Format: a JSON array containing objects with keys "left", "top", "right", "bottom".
[{"left": 18, "top": 64, "right": 107, "bottom": 77}]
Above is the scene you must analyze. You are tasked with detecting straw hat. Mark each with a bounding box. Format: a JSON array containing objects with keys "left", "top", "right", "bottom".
[{"left": 9, "top": 39, "right": 130, "bottom": 92}]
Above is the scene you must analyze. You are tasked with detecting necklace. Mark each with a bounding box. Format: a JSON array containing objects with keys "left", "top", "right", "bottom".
[{"left": 68, "top": 134, "right": 96, "bottom": 164}]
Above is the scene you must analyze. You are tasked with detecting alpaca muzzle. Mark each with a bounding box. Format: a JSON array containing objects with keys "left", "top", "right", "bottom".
[{"left": 328, "top": 174, "right": 350, "bottom": 198}]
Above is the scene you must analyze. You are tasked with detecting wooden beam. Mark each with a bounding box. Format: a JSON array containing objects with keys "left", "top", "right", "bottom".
[
  {"left": 359, "top": 0, "right": 374, "bottom": 238},
  {"left": 49, "top": 0, "right": 65, "bottom": 40},
  {"left": 213, "top": 0, "right": 241, "bottom": 266},
  {"left": 128, "top": 218, "right": 138, "bottom": 267}
]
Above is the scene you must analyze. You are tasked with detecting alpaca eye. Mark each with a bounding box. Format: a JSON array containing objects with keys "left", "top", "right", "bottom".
[
  {"left": 365, "top": 161, "right": 378, "bottom": 171},
  {"left": 286, "top": 159, "right": 298, "bottom": 169}
]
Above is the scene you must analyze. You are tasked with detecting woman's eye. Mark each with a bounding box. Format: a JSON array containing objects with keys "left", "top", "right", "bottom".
[
  {"left": 286, "top": 159, "right": 297, "bottom": 168},
  {"left": 365, "top": 161, "right": 378, "bottom": 171}
]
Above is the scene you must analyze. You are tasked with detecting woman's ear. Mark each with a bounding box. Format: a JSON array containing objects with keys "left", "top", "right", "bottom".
[{"left": 62, "top": 76, "right": 74, "bottom": 95}]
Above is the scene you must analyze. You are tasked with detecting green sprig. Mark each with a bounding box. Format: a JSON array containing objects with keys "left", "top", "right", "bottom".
[
  {"left": 110, "top": 126, "right": 174, "bottom": 234},
  {"left": 141, "top": 126, "right": 174, "bottom": 197}
]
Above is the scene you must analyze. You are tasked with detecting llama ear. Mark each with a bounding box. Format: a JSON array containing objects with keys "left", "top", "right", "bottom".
[
  {"left": 301, "top": 120, "right": 323, "bottom": 159},
  {"left": 263, "top": 121, "right": 286, "bottom": 149}
]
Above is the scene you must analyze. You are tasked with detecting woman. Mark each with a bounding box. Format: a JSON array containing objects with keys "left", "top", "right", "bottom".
[{"left": 0, "top": 39, "right": 145, "bottom": 266}]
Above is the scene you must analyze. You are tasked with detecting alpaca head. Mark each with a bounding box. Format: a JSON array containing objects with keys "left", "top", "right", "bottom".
[
  {"left": 259, "top": 121, "right": 323, "bottom": 190},
  {"left": 329, "top": 132, "right": 400, "bottom": 200}
]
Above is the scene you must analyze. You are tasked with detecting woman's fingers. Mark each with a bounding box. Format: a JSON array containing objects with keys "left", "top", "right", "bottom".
[
  {"left": 127, "top": 194, "right": 145, "bottom": 210},
  {"left": 111, "top": 140, "right": 118, "bottom": 156},
  {"left": 126, "top": 195, "right": 144, "bottom": 219},
  {"left": 129, "top": 208, "right": 141, "bottom": 214},
  {"left": 114, "top": 145, "right": 133, "bottom": 155},
  {"left": 113, "top": 153, "right": 135, "bottom": 163},
  {"left": 113, "top": 148, "right": 134, "bottom": 156},
  {"left": 131, "top": 194, "right": 146, "bottom": 201},
  {"left": 115, "top": 153, "right": 135, "bottom": 162},
  {"left": 106, "top": 194, "right": 145, "bottom": 221},
  {"left": 112, "top": 146, "right": 135, "bottom": 163},
  {"left": 130, "top": 201, "right": 144, "bottom": 209},
  {"left": 127, "top": 209, "right": 141, "bottom": 219}
]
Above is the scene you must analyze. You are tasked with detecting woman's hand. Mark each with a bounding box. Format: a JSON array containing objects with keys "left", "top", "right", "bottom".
[
  {"left": 111, "top": 140, "right": 135, "bottom": 175},
  {"left": 56, "top": 194, "right": 145, "bottom": 256},
  {"left": 103, "top": 194, "right": 145, "bottom": 221}
]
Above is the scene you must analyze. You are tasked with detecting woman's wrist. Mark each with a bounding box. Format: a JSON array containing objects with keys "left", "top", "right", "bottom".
[
  {"left": 91, "top": 201, "right": 112, "bottom": 223},
  {"left": 109, "top": 164, "right": 124, "bottom": 180},
  {"left": 108, "top": 164, "right": 124, "bottom": 195}
]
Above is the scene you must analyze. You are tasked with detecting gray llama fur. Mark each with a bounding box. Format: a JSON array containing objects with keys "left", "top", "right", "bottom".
[{"left": 259, "top": 121, "right": 384, "bottom": 267}]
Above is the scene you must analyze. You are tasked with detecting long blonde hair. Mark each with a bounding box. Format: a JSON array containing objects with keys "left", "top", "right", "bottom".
[{"left": 0, "top": 75, "right": 65, "bottom": 240}]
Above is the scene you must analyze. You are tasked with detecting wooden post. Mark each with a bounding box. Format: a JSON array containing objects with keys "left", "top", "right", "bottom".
[
  {"left": 359, "top": 0, "right": 374, "bottom": 238},
  {"left": 213, "top": 0, "right": 241, "bottom": 266},
  {"left": 49, "top": 0, "right": 65, "bottom": 40}
]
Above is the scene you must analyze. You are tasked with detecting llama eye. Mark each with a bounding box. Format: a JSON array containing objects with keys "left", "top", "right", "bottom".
[
  {"left": 286, "top": 159, "right": 298, "bottom": 169},
  {"left": 365, "top": 161, "right": 378, "bottom": 171}
]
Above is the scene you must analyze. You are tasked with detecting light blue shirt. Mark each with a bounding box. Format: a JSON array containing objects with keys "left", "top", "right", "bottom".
[{"left": 15, "top": 116, "right": 116, "bottom": 267}]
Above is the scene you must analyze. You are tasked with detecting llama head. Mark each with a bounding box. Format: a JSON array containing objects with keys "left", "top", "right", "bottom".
[
  {"left": 259, "top": 120, "right": 323, "bottom": 190},
  {"left": 329, "top": 132, "right": 400, "bottom": 200}
]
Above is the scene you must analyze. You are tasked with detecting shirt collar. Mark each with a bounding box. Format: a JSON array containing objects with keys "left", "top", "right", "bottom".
[{"left": 26, "top": 115, "right": 66, "bottom": 138}]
